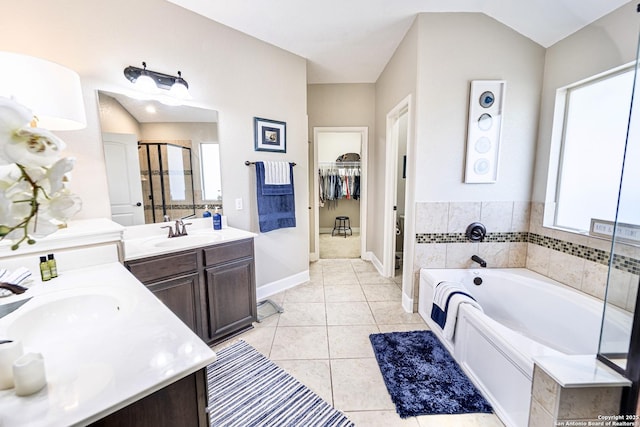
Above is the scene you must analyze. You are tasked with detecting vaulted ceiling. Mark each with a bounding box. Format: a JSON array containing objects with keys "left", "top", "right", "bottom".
[{"left": 167, "top": 0, "right": 630, "bottom": 84}]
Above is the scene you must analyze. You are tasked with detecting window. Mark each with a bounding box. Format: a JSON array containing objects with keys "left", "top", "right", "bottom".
[
  {"left": 200, "top": 143, "right": 222, "bottom": 201},
  {"left": 551, "top": 66, "right": 635, "bottom": 232}
]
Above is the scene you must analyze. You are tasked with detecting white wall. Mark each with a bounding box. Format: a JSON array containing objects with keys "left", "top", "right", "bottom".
[
  {"left": 0, "top": 0, "right": 309, "bottom": 288},
  {"left": 414, "top": 13, "right": 545, "bottom": 203},
  {"left": 532, "top": 0, "right": 639, "bottom": 202},
  {"left": 374, "top": 19, "right": 419, "bottom": 264},
  {"left": 307, "top": 83, "right": 375, "bottom": 252}
]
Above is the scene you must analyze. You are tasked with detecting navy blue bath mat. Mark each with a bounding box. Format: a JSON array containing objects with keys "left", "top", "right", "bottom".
[{"left": 369, "top": 330, "right": 493, "bottom": 418}]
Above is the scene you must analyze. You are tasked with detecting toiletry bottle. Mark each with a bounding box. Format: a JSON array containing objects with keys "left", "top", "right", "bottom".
[
  {"left": 203, "top": 205, "right": 212, "bottom": 218},
  {"left": 47, "top": 254, "right": 58, "bottom": 278},
  {"left": 39, "top": 256, "right": 51, "bottom": 282},
  {"left": 213, "top": 207, "right": 222, "bottom": 230}
]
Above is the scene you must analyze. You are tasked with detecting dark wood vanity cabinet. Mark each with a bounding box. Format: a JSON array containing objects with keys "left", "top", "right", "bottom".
[
  {"left": 125, "top": 238, "right": 256, "bottom": 344},
  {"left": 203, "top": 239, "right": 256, "bottom": 342}
]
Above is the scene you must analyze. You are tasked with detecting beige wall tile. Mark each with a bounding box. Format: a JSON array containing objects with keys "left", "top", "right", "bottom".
[
  {"left": 448, "top": 202, "right": 481, "bottom": 233},
  {"left": 478, "top": 242, "right": 510, "bottom": 268},
  {"left": 526, "top": 243, "right": 550, "bottom": 275},
  {"left": 607, "top": 268, "right": 633, "bottom": 310},
  {"left": 581, "top": 261, "right": 608, "bottom": 300},
  {"left": 415, "top": 202, "right": 449, "bottom": 233},
  {"left": 413, "top": 243, "right": 447, "bottom": 271},
  {"left": 446, "top": 242, "right": 479, "bottom": 268},
  {"left": 531, "top": 365, "right": 559, "bottom": 415},
  {"left": 529, "top": 202, "right": 545, "bottom": 235},
  {"left": 548, "top": 251, "right": 585, "bottom": 290},
  {"left": 557, "top": 387, "right": 622, "bottom": 420},
  {"left": 508, "top": 242, "right": 528, "bottom": 267},
  {"left": 480, "top": 201, "right": 514, "bottom": 233},
  {"left": 511, "top": 201, "right": 531, "bottom": 232},
  {"left": 528, "top": 398, "right": 555, "bottom": 427}
]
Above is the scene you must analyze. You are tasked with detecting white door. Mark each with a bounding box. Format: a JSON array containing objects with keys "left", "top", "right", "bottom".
[{"left": 102, "top": 133, "right": 145, "bottom": 226}]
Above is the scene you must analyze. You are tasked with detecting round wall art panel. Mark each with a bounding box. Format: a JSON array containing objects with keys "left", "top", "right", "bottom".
[
  {"left": 479, "top": 91, "right": 495, "bottom": 108},
  {"left": 474, "top": 158, "right": 491, "bottom": 175},
  {"left": 475, "top": 137, "right": 492, "bottom": 154},
  {"left": 478, "top": 113, "right": 493, "bottom": 131},
  {"left": 465, "top": 80, "right": 505, "bottom": 183}
]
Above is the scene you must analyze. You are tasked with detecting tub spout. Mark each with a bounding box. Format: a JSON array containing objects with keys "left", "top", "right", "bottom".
[{"left": 471, "top": 255, "right": 487, "bottom": 268}]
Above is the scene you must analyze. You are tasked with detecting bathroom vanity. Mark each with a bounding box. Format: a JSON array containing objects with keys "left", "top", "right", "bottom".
[
  {"left": 124, "top": 232, "right": 257, "bottom": 344},
  {"left": 0, "top": 219, "right": 219, "bottom": 426}
]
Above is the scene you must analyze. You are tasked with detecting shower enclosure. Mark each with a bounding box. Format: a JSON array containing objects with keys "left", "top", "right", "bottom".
[
  {"left": 597, "top": 22, "right": 640, "bottom": 414},
  {"left": 138, "top": 141, "right": 196, "bottom": 223}
]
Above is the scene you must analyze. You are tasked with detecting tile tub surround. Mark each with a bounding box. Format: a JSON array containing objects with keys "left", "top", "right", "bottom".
[
  {"left": 528, "top": 359, "right": 630, "bottom": 427},
  {"left": 412, "top": 201, "right": 640, "bottom": 312},
  {"left": 214, "top": 259, "right": 505, "bottom": 427}
]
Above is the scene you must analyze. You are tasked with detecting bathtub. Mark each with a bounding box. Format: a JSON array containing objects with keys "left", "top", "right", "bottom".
[{"left": 418, "top": 268, "right": 631, "bottom": 427}]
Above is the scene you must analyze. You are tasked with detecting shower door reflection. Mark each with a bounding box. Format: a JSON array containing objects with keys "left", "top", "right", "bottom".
[{"left": 139, "top": 141, "right": 196, "bottom": 223}]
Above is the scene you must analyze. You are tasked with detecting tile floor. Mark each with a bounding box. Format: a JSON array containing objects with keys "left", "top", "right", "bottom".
[{"left": 214, "top": 259, "right": 505, "bottom": 427}]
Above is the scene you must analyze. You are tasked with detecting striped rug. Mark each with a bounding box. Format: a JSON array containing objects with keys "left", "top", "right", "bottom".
[{"left": 207, "top": 340, "right": 354, "bottom": 427}]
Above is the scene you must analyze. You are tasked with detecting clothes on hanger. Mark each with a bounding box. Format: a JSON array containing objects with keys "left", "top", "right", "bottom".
[{"left": 318, "top": 162, "right": 360, "bottom": 208}]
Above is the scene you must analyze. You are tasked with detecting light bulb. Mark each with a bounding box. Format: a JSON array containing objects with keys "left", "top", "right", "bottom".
[
  {"left": 169, "top": 80, "right": 191, "bottom": 99},
  {"left": 134, "top": 73, "right": 158, "bottom": 93}
]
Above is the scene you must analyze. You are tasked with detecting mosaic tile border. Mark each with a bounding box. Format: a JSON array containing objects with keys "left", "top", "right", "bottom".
[
  {"left": 415, "top": 232, "right": 528, "bottom": 244},
  {"left": 415, "top": 231, "right": 640, "bottom": 275}
]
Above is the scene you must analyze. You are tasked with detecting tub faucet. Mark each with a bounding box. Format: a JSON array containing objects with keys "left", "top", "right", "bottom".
[{"left": 471, "top": 255, "right": 487, "bottom": 268}]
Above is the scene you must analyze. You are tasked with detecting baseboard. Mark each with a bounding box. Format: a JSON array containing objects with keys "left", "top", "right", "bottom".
[
  {"left": 256, "top": 270, "right": 310, "bottom": 301},
  {"left": 402, "top": 291, "right": 414, "bottom": 313},
  {"left": 366, "top": 251, "right": 384, "bottom": 275},
  {"left": 319, "top": 227, "right": 361, "bottom": 234}
]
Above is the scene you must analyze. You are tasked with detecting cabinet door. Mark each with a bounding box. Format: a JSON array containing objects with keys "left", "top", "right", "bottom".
[
  {"left": 205, "top": 258, "right": 256, "bottom": 342},
  {"left": 148, "top": 273, "right": 202, "bottom": 336}
]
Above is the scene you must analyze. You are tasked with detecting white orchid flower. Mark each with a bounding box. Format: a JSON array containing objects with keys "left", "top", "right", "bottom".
[
  {"left": 40, "top": 190, "right": 82, "bottom": 222},
  {"left": 44, "top": 157, "right": 75, "bottom": 194},
  {"left": 0, "top": 97, "right": 82, "bottom": 249},
  {"left": 0, "top": 97, "right": 65, "bottom": 168}
]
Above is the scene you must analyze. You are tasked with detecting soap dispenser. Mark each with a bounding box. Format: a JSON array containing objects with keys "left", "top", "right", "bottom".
[
  {"left": 213, "top": 207, "right": 222, "bottom": 230},
  {"left": 203, "top": 205, "right": 212, "bottom": 218}
]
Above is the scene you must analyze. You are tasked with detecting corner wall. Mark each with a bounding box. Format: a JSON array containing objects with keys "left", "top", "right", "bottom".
[{"left": 409, "top": 13, "right": 545, "bottom": 309}]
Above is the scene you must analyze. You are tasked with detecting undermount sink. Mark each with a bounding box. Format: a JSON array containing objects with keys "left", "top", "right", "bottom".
[
  {"left": 6, "top": 293, "right": 127, "bottom": 345},
  {"left": 146, "top": 233, "right": 222, "bottom": 248}
]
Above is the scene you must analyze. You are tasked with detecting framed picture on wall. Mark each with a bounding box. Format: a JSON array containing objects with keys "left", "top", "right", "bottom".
[{"left": 254, "top": 117, "right": 287, "bottom": 153}]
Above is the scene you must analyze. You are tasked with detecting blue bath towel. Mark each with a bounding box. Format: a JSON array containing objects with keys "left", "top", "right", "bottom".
[{"left": 255, "top": 161, "right": 296, "bottom": 232}]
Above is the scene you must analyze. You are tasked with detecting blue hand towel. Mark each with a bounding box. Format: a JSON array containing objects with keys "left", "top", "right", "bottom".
[{"left": 255, "top": 162, "right": 296, "bottom": 232}]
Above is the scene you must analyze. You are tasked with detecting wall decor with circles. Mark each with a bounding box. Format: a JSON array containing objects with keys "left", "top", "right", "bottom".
[{"left": 464, "top": 80, "right": 506, "bottom": 183}]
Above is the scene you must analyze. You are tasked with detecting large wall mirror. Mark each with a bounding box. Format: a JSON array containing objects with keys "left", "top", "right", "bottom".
[{"left": 97, "top": 90, "right": 222, "bottom": 226}]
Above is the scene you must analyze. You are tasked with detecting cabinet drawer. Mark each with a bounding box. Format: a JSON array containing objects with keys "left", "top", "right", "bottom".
[
  {"left": 203, "top": 239, "right": 253, "bottom": 266},
  {"left": 127, "top": 251, "right": 199, "bottom": 283}
]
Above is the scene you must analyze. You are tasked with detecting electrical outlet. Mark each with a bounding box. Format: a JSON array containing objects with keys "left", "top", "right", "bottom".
[{"left": 235, "top": 198, "right": 243, "bottom": 210}]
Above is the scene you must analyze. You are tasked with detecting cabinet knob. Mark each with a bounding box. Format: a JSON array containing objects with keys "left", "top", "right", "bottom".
[{"left": 135, "top": 202, "right": 142, "bottom": 207}]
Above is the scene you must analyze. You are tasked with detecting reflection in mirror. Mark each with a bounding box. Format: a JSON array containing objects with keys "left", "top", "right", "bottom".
[{"left": 97, "top": 90, "right": 221, "bottom": 226}]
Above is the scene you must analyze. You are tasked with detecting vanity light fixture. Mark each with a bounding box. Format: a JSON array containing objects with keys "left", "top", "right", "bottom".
[{"left": 123, "top": 62, "right": 192, "bottom": 99}]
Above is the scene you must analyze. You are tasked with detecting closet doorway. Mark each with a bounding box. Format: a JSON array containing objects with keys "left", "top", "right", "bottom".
[{"left": 311, "top": 127, "right": 368, "bottom": 260}]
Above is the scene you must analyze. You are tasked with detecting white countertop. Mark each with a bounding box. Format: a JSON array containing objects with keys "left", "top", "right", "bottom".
[
  {"left": 0, "top": 262, "right": 217, "bottom": 426},
  {"left": 123, "top": 218, "right": 257, "bottom": 261}
]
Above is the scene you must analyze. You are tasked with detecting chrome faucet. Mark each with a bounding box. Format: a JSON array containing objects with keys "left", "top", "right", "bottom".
[
  {"left": 161, "top": 220, "right": 192, "bottom": 238},
  {"left": 471, "top": 255, "right": 487, "bottom": 268}
]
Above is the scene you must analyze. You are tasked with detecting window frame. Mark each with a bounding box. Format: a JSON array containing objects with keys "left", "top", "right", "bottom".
[{"left": 545, "top": 62, "right": 636, "bottom": 235}]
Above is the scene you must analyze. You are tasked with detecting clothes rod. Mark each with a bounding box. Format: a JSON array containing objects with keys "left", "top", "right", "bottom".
[{"left": 245, "top": 161, "right": 297, "bottom": 166}]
